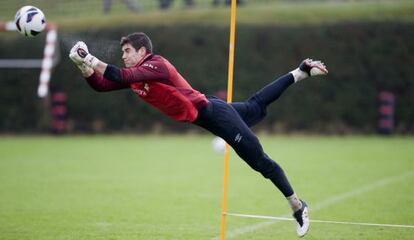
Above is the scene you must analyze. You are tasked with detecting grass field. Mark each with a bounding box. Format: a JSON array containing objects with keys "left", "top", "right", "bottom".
[
  {"left": 55, "top": 1, "right": 414, "bottom": 30},
  {"left": 0, "top": 135, "right": 413, "bottom": 239},
  {"left": 1, "top": 1, "right": 414, "bottom": 28}
]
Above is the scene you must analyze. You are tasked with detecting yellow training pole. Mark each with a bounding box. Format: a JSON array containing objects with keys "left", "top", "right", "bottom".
[{"left": 220, "top": 0, "right": 237, "bottom": 239}]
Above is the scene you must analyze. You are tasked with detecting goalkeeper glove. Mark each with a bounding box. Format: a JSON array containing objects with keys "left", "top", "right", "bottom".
[
  {"left": 75, "top": 62, "right": 92, "bottom": 74},
  {"left": 69, "top": 41, "right": 100, "bottom": 69}
]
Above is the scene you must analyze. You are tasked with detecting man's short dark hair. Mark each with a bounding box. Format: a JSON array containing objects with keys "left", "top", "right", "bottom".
[{"left": 120, "top": 32, "right": 153, "bottom": 53}]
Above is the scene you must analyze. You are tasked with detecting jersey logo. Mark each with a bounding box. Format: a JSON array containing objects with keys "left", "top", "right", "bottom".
[
  {"left": 132, "top": 83, "right": 150, "bottom": 97},
  {"left": 144, "top": 83, "right": 150, "bottom": 91},
  {"left": 142, "top": 63, "right": 158, "bottom": 70}
]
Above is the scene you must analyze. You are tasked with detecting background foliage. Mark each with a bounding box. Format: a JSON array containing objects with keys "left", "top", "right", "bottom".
[{"left": 0, "top": 0, "right": 413, "bottom": 133}]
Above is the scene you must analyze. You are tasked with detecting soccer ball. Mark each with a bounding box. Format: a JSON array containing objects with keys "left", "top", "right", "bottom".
[
  {"left": 15, "top": 6, "right": 46, "bottom": 37},
  {"left": 212, "top": 137, "right": 226, "bottom": 154}
]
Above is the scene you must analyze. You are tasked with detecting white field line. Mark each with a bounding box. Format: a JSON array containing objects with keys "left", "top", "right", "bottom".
[
  {"left": 212, "top": 171, "right": 414, "bottom": 239},
  {"left": 226, "top": 213, "right": 414, "bottom": 229}
]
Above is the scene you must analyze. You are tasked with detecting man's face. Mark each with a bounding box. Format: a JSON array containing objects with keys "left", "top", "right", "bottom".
[{"left": 121, "top": 43, "right": 144, "bottom": 68}]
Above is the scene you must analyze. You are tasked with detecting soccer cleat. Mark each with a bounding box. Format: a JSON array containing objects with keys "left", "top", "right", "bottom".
[
  {"left": 299, "top": 58, "right": 328, "bottom": 76},
  {"left": 293, "top": 199, "right": 309, "bottom": 238}
]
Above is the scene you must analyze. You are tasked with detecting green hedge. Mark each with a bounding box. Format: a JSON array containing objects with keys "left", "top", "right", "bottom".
[{"left": 1, "top": 22, "right": 413, "bottom": 133}]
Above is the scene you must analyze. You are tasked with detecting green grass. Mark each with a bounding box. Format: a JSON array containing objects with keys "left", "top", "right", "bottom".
[
  {"left": 1, "top": 1, "right": 414, "bottom": 30},
  {"left": 58, "top": 1, "right": 414, "bottom": 30},
  {"left": 0, "top": 135, "right": 413, "bottom": 239}
]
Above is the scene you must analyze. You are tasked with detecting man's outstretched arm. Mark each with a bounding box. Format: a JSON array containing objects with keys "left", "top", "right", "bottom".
[
  {"left": 69, "top": 41, "right": 169, "bottom": 84},
  {"left": 69, "top": 41, "right": 108, "bottom": 76},
  {"left": 69, "top": 42, "right": 129, "bottom": 92}
]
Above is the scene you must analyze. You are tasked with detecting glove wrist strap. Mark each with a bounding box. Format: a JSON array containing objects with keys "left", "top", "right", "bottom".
[
  {"left": 77, "top": 63, "right": 89, "bottom": 74},
  {"left": 84, "top": 54, "right": 99, "bottom": 69}
]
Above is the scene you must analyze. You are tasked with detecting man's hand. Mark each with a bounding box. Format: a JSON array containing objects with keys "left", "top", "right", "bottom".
[
  {"left": 69, "top": 41, "right": 88, "bottom": 64},
  {"left": 75, "top": 62, "right": 93, "bottom": 75},
  {"left": 69, "top": 41, "right": 99, "bottom": 69}
]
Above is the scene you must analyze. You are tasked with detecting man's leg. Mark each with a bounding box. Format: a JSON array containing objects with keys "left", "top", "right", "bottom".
[
  {"left": 195, "top": 98, "right": 295, "bottom": 197},
  {"left": 197, "top": 99, "right": 311, "bottom": 237},
  {"left": 222, "top": 59, "right": 327, "bottom": 236},
  {"left": 231, "top": 73, "right": 294, "bottom": 127},
  {"left": 231, "top": 59, "right": 328, "bottom": 128}
]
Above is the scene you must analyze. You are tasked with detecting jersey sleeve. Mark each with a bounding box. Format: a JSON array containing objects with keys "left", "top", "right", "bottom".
[
  {"left": 119, "top": 60, "right": 169, "bottom": 84},
  {"left": 85, "top": 72, "right": 130, "bottom": 92}
]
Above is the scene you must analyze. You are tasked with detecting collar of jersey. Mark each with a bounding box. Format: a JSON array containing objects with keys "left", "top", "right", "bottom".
[{"left": 134, "top": 53, "right": 153, "bottom": 67}]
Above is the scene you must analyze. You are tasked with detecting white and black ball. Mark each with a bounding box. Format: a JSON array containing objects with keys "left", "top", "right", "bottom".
[{"left": 15, "top": 6, "right": 46, "bottom": 37}]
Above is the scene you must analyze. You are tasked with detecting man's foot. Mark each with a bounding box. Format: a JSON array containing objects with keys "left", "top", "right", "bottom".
[
  {"left": 299, "top": 58, "right": 328, "bottom": 76},
  {"left": 293, "top": 199, "right": 309, "bottom": 237}
]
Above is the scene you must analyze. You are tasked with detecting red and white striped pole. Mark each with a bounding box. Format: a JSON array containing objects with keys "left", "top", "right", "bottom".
[
  {"left": 38, "top": 23, "right": 58, "bottom": 98},
  {"left": 378, "top": 91, "right": 395, "bottom": 135}
]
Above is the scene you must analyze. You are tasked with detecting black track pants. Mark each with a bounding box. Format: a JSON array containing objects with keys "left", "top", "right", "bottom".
[{"left": 194, "top": 73, "right": 295, "bottom": 197}]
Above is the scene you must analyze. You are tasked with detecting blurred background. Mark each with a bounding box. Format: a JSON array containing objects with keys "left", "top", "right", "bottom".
[{"left": 0, "top": 0, "right": 413, "bottom": 134}]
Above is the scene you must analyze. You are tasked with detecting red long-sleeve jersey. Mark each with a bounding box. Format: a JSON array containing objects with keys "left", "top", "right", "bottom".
[{"left": 85, "top": 54, "right": 208, "bottom": 122}]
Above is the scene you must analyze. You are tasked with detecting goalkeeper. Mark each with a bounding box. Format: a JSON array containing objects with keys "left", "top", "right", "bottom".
[{"left": 69, "top": 32, "right": 328, "bottom": 237}]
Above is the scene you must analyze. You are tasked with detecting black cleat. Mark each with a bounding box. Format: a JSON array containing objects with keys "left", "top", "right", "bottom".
[
  {"left": 299, "top": 58, "right": 328, "bottom": 76},
  {"left": 293, "top": 199, "right": 309, "bottom": 237}
]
